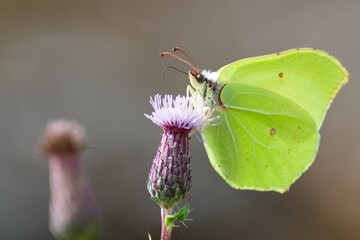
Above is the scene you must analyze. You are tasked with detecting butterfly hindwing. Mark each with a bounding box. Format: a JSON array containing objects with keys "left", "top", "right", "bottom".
[{"left": 202, "top": 83, "right": 319, "bottom": 192}]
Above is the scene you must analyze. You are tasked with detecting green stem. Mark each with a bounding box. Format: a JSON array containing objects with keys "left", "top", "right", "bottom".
[{"left": 160, "top": 207, "right": 173, "bottom": 240}]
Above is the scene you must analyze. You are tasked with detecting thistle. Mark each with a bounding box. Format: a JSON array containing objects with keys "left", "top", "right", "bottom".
[
  {"left": 145, "top": 94, "right": 216, "bottom": 240},
  {"left": 40, "top": 119, "right": 101, "bottom": 240}
]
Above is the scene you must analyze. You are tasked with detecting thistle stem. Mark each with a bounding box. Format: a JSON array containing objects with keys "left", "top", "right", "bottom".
[{"left": 161, "top": 207, "right": 173, "bottom": 240}]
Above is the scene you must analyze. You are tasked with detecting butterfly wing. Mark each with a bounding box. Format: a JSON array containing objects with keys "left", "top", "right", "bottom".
[
  {"left": 203, "top": 83, "right": 319, "bottom": 192},
  {"left": 202, "top": 49, "right": 347, "bottom": 192},
  {"left": 217, "top": 48, "right": 348, "bottom": 129}
]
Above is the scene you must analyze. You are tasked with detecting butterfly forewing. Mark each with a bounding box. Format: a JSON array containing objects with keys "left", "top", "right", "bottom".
[{"left": 217, "top": 48, "right": 348, "bottom": 129}]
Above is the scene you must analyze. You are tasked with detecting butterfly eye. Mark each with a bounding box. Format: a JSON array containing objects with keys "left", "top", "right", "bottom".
[{"left": 196, "top": 74, "right": 205, "bottom": 83}]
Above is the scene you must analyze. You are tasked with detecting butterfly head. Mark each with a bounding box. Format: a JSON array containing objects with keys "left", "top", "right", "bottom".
[{"left": 195, "top": 69, "right": 219, "bottom": 90}]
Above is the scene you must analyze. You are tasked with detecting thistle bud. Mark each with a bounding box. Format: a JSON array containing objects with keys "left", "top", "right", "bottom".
[
  {"left": 145, "top": 94, "right": 216, "bottom": 208},
  {"left": 41, "top": 119, "right": 101, "bottom": 240}
]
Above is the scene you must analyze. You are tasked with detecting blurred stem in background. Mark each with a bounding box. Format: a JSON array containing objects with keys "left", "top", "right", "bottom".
[{"left": 40, "top": 119, "right": 102, "bottom": 240}]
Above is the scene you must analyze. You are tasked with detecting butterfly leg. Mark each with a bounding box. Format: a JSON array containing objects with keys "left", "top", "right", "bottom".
[{"left": 186, "top": 85, "right": 196, "bottom": 97}]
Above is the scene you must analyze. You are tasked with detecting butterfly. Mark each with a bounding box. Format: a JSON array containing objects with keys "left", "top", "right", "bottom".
[{"left": 161, "top": 47, "right": 348, "bottom": 193}]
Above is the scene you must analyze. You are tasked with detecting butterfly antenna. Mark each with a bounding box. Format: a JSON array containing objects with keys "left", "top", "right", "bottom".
[
  {"left": 162, "top": 66, "right": 188, "bottom": 80},
  {"left": 162, "top": 66, "right": 188, "bottom": 91},
  {"left": 160, "top": 52, "right": 197, "bottom": 73},
  {"left": 172, "top": 47, "right": 199, "bottom": 70}
]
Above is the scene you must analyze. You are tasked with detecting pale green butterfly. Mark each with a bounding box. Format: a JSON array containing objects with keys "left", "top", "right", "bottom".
[{"left": 161, "top": 47, "right": 348, "bottom": 193}]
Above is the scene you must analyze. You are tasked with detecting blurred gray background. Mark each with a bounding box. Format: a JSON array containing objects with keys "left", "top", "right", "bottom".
[{"left": 0, "top": 0, "right": 359, "bottom": 239}]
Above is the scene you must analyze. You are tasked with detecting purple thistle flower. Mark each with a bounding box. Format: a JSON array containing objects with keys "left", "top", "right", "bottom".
[
  {"left": 145, "top": 94, "right": 216, "bottom": 208},
  {"left": 145, "top": 94, "right": 215, "bottom": 132}
]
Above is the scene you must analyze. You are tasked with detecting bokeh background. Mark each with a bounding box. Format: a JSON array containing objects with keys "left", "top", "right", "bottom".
[{"left": 0, "top": 0, "right": 359, "bottom": 239}]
